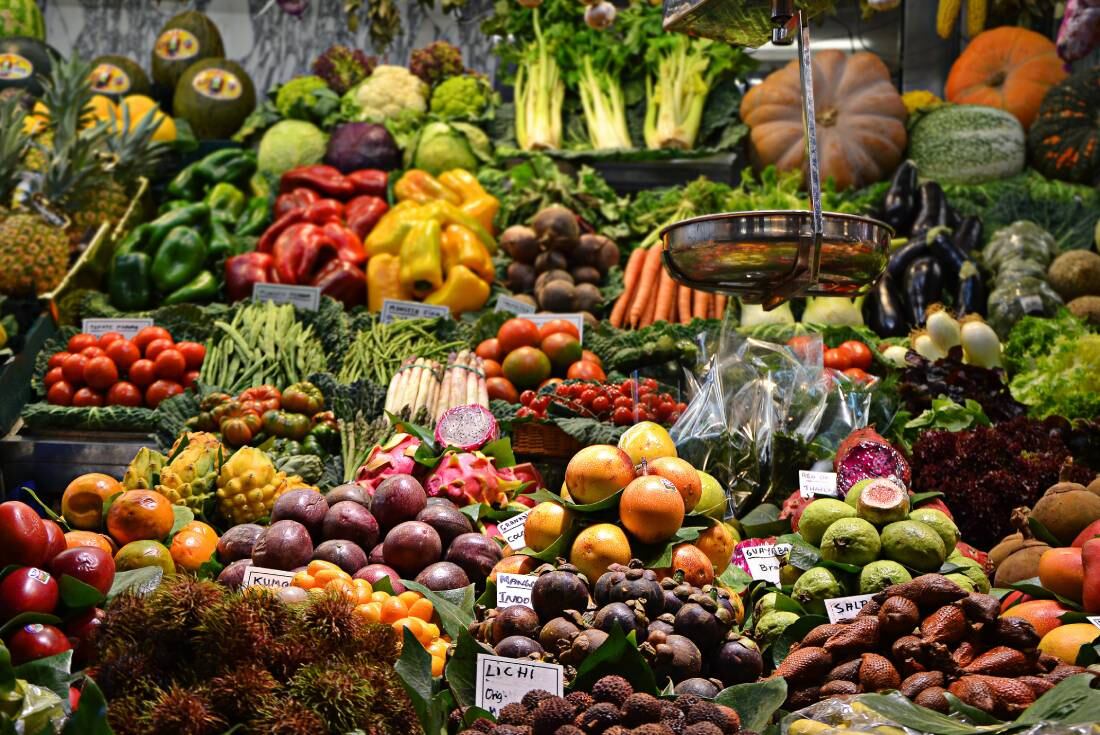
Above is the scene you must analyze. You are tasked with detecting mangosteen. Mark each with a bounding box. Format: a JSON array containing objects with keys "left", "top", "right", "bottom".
[
  {"left": 538, "top": 616, "right": 581, "bottom": 654},
  {"left": 673, "top": 602, "right": 724, "bottom": 650},
  {"left": 598, "top": 560, "right": 664, "bottom": 619},
  {"left": 559, "top": 628, "right": 608, "bottom": 666},
  {"left": 445, "top": 533, "right": 502, "bottom": 585},
  {"left": 531, "top": 564, "right": 589, "bottom": 623},
  {"left": 494, "top": 635, "right": 544, "bottom": 659},
  {"left": 325, "top": 483, "right": 369, "bottom": 507},
  {"left": 417, "top": 505, "right": 474, "bottom": 548},
  {"left": 594, "top": 602, "right": 647, "bottom": 641},
  {"left": 674, "top": 678, "right": 720, "bottom": 698},
  {"left": 646, "top": 616, "right": 675, "bottom": 643},
  {"left": 415, "top": 561, "right": 470, "bottom": 591},
  {"left": 312, "top": 539, "right": 368, "bottom": 575},
  {"left": 645, "top": 634, "right": 702, "bottom": 684},
  {"left": 711, "top": 636, "right": 763, "bottom": 687},
  {"left": 272, "top": 489, "right": 329, "bottom": 540},
  {"left": 491, "top": 605, "right": 541, "bottom": 645}
]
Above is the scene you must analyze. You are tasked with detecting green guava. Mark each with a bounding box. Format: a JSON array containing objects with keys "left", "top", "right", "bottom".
[
  {"left": 856, "top": 479, "right": 910, "bottom": 526},
  {"left": 909, "top": 508, "right": 960, "bottom": 553},
  {"left": 792, "top": 566, "right": 844, "bottom": 615},
  {"left": 947, "top": 555, "right": 991, "bottom": 593},
  {"left": 754, "top": 610, "right": 800, "bottom": 645},
  {"left": 880, "top": 520, "right": 946, "bottom": 572},
  {"left": 799, "top": 498, "right": 857, "bottom": 547},
  {"left": 859, "top": 560, "right": 913, "bottom": 594},
  {"left": 820, "top": 517, "right": 881, "bottom": 566},
  {"left": 780, "top": 563, "right": 804, "bottom": 586},
  {"left": 945, "top": 573, "right": 977, "bottom": 593},
  {"left": 754, "top": 592, "right": 778, "bottom": 620},
  {"left": 845, "top": 478, "right": 874, "bottom": 508}
]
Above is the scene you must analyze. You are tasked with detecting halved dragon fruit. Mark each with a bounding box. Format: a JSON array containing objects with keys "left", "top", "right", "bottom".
[
  {"left": 425, "top": 451, "right": 525, "bottom": 507},
  {"left": 732, "top": 536, "right": 778, "bottom": 576},
  {"left": 435, "top": 405, "right": 499, "bottom": 451},
  {"left": 355, "top": 433, "right": 422, "bottom": 495},
  {"left": 778, "top": 490, "right": 812, "bottom": 532},
  {"left": 834, "top": 427, "right": 910, "bottom": 498}
]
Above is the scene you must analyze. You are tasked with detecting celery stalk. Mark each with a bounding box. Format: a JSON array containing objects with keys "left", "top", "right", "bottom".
[{"left": 515, "top": 11, "right": 564, "bottom": 151}]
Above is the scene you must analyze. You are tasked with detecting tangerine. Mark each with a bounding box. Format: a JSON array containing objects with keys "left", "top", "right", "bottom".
[
  {"left": 169, "top": 521, "right": 218, "bottom": 572},
  {"left": 524, "top": 502, "right": 572, "bottom": 552},
  {"left": 694, "top": 522, "right": 737, "bottom": 574},
  {"left": 648, "top": 457, "right": 702, "bottom": 512},
  {"left": 565, "top": 444, "right": 635, "bottom": 504},
  {"left": 1038, "top": 623, "right": 1100, "bottom": 663},
  {"left": 489, "top": 555, "right": 539, "bottom": 583},
  {"left": 62, "top": 473, "right": 123, "bottom": 530},
  {"left": 114, "top": 539, "right": 175, "bottom": 576},
  {"left": 380, "top": 596, "right": 409, "bottom": 623},
  {"left": 497, "top": 318, "right": 540, "bottom": 355},
  {"left": 618, "top": 421, "right": 677, "bottom": 464},
  {"left": 658, "top": 544, "right": 715, "bottom": 588},
  {"left": 1038, "top": 547, "right": 1084, "bottom": 602},
  {"left": 64, "top": 530, "right": 116, "bottom": 555},
  {"left": 570, "top": 523, "right": 631, "bottom": 582},
  {"left": 502, "top": 347, "right": 551, "bottom": 389},
  {"left": 1003, "top": 599, "right": 1071, "bottom": 638},
  {"left": 106, "top": 490, "right": 174, "bottom": 546},
  {"left": 619, "top": 476, "right": 684, "bottom": 544}
]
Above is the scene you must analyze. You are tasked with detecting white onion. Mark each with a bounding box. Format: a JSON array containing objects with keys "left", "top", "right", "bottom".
[
  {"left": 925, "top": 305, "right": 961, "bottom": 353},
  {"left": 961, "top": 316, "right": 1002, "bottom": 369}
]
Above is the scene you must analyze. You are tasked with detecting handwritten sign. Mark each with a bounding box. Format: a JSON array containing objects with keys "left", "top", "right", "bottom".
[
  {"left": 742, "top": 543, "right": 792, "bottom": 584},
  {"left": 495, "top": 295, "right": 537, "bottom": 315},
  {"left": 380, "top": 299, "right": 451, "bottom": 324},
  {"left": 81, "top": 318, "right": 153, "bottom": 339},
  {"left": 252, "top": 283, "right": 321, "bottom": 311},
  {"left": 518, "top": 313, "right": 585, "bottom": 343},
  {"left": 476, "top": 654, "right": 564, "bottom": 716},
  {"left": 799, "top": 470, "right": 838, "bottom": 499},
  {"left": 496, "top": 573, "right": 536, "bottom": 609},
  {"left": 825, "top": 594, "right": 876, "bottom": 623},
  {"left": 1088, "top": 616, "right": 1100, "bottom": 631},
  {"left": 242, "top": 566, "right": 296, "bottom": 589},
  {"left": 498, "top": 510, "right": 530, "bottom": 552}
]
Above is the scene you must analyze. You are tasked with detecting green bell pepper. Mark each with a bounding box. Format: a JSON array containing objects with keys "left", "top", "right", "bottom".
[
  {"left": 158, "top": 199, "right": 193, "bottom": 215},
  {"left": 300, "top": 434, "right": 326, "bottom": 458},
  {"left": 166, "top": 160, "right": 205, "bottom": 200},
  {"left": 146, "top": 203, "right": 209, "bottom": 252},
  {"left": 163, "top": 270, "right": 218, "bottom": 305},
  {"left": 152, "top": 226, "right": 207, "bottom": 292},
  {"left": 205, "top": 182, "right": 246, "bottom": 224},
  {"left": 110, "top": 253, "right": 151, "bottom": 310},
  {"left": 249, "top": 172, "right": 272, "bottom": 200},
  {"left": 197, "top": 149, "right": 255, "bottom": 184},
  {"left": 234, "top": 196, "right": 271, "bottom": 237},
  {"left": 115, "top": 223, "right": 151, "bottom": 256},
  {"left": 208, "top": 219, "right": 242, "bottom": 260}
]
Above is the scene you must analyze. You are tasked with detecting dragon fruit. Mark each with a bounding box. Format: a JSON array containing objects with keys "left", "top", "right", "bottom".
[
  {"left": 834, "top": 427, "right": 911, "bottom": 498},
  {"left": 435, "top": 405, "right": 498, "bottom": 451},
  {"left": 778, "top": 490, "right": 812, "bottom": 532},
  {"left": 424, "top": 451, "right": 526, "bottom": 507},
  {"left": 731, "top": 536, "right": 778, "bottom": 576},
  {"left": 355, "top": 433, "right": 422, "bottom": 495}
]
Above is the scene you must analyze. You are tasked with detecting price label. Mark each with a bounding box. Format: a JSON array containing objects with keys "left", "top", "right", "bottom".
[
  {"left": 380, "top": 299, "right": 451, "bottom": 324},
  {"left": 799, "top": 470, "right": 838, "bottom": 499},
  {"left": 825, "top": 594, "right": 876, "bottom": 623},
  {"left": 1019, "top": 294, "right": 1045, "bottom": 314},
  {"left": 242, "top": 566, "right": 296, "bottom": 589},
  {"left": 81, "top": 318, "right": 153, "bottom": 339},
  {"left": 252, "top": 283, "right": 321, "bottom": 311},
  {"left": 495, "top": 295, "right": 537, "bottom": 315},
  {"left": 476, "top": 654, "right": 564, "bottom": 716},
  {"left": 496, "top": 573, "right": 536, "bottom": 609},
  {"left": 1087, "top": 616, "right": 1100, "bottom": 631},
  {"left": 497, "top": 510, "right": 530, "bottom": 552},
  {"left": 518, "top": 313, "right": 585, "bottom": 343},
  {"left": 742, "top": 543, "right": 792, "bottom": 584}
]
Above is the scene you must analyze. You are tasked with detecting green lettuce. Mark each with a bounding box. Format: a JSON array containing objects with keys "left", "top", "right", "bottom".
[{"left": 1010, "top": 332, "right": 1100, "bottom": 420}]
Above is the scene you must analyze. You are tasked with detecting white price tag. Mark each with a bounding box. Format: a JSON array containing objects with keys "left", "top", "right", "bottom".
[
  {"left": 495, "top": 295, "right": 537, "bottom": 315},
  {"left": 825, "top": 594, "right": 876, "bottom": 623},
  {"left": 799, "top": 470, "right": 838, "bottom": 499},
  {"left": 1019, "top": 294, "right": 1045, "bottom": 314},
  {"left": 518, "top": 313, "right": 585, "bottom": 343},
  {"left": 742, "top": 543, "right": 792, "bottom": 584},
  {"left": 380, "top": 299, "right": 451, "bottom": 324},
  {"left": 81, "top": 318, "right": 153, "bottom": 339},
  {"left": 242, "top": 566, "right": 296, "bottom": 589},
  {"left": 476, "top": 654, "right": 564, "bottom": 716},
  {"left": 1087, "top": 616, "right": 1100, "bottom": 631},
  {"left": 252, "top": 283, "right": 321, "bottom": 311},
  {"left": 498, "top": 510, "right": 531, "bottom": 551},
  {"left": 496, "top": 573, "right": 536, "bottom": 609}
]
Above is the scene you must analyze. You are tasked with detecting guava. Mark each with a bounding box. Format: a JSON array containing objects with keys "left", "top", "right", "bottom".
[
  {"left": 820, "top": 517, "right": 881, "bottom": 567},
  {"left": 754, "top": 610, "right": 800, "bottom": 645},
  {"left": 947, "top": 555, "right": 990, "bottom": 593},
  {"left": 945, "top": 573, "right": 977, "bottom": 593},
  {"left": 753, "top": 592, "right": 778, "bottom": 620},
  {"left": 909, "top": 508, "right": 960, "bottom": 553},
  {"left": 780, "top": 563, "right": 803, "bottom": 586},
  {"left": 856, "top": 478, "right": 910, "bottom": 526},
  {"left": 792, "top": 566, "right": 844, "bottom": 616},
  {"left": 880, "top": 520, "right": 946, "bottom": 572},
  {"left": 798, "top": 498, "right": 857, "bottom": 547},
  {"left": 845, "top": 478, "right": 874, "bottom": 508},
  {"left": 858, "top": 560, "right": 912, "bottom": 594}
]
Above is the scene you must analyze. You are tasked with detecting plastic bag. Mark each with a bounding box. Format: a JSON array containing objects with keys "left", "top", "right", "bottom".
[
  {"left": 983, "top": 220, "right": 1056, "bottom": 274},
  {"left": 988, "top": 277, "right": 1064, "bottom": 337}
]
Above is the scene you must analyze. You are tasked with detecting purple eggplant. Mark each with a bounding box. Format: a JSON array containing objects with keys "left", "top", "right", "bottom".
[
  {"left": 863, "top": 273, "right": 909, "bottom": 336},
  {"left": 881, "top": 161, "right": 918, "bottom": 233},
  {"left": 887, "top": 237, "right": 930, "bottom": 283},
  {"left": 903, "top": 256, "right": 942, "bottom": 327},
  {"left": 953, "top": 216, "right": 983, "bottom": 254},
  {"left": 955, "top": 261, "right": 987, "bottom": 317},
  {"left": 929, "top": 228, "right": 968, "bottom": 293},
  {"left": 910, "top": 182, "right": 945, "bottom": 240}
]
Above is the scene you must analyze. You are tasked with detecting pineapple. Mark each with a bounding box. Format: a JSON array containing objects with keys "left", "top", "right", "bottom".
[
  {"left": 0, "top": 96, "right": 29, "bottom": 217},
  {"left": 91, "top": 100, "right": 173, "bottom": 232}
]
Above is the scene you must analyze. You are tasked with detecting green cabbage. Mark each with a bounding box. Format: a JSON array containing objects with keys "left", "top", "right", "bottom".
[{"left": 257, "top": 120, "right": 328, "bottom": 178}]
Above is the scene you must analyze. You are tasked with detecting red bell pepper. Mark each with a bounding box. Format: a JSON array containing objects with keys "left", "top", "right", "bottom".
[
  {"left": 346, "top": 170, "right": 388, "bottom": 198},
  {"left": 322, "top": 221, "right": 366, "bottom": 266},
  {"left": 346, "top": 195, "right": 389, "bottom": 241},
  {"left": 225, "top": 252, "right": 274, "bottom": 301},
  {"left": 272, "top": 223, "right": 340, "bottom": 284},
  {"left": 257, "top": 198, "right": 346, "bottom": 253},
  {"left": 304, "top": 198, "right": 345, "bottom": 224},
  {"left": 279, "top": 165, "right": 355, "bottom": 199},
  {"left": 312, "top": 259, "right": 366, "bottom": 308},
  {"left": 275, "top": 187, "right": 319, "bottom": 218}
]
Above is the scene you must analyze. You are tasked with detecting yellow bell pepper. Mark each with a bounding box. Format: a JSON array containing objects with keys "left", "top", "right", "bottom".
[
  {"left": 418, "top": 200, "right": 496, "bottom": 254},
  {"left": 441, "top": 224, "right": 494, "bottom": 283},
  {"left": 425, "top": 264, "right": 490, "bottom": 316},
  {"left": 439, "top": 169, "right": 500, "bottom": 234},
  {"left": 367, "top": 253, "right": 410, "bottom": 312},
  {"left": 394, "top": 170, "right": 461, "bottom": 205},
  {"left": 364, "top": 201, "right": 420, "bottom": 258},
  {"left": 398, "top": 219, "right": 444, "bottom": 298}
]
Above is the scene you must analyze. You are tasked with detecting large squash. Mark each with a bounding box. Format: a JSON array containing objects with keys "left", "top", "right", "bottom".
[
  {"left": 945, "top": 26, "right": 1066, "bottom": 131},
  {"left": 1028, "top": 65, "right": 1100, "bottom": 186},
  {"left": 739, "top": 50, "right": 907, "bottom": 191}
]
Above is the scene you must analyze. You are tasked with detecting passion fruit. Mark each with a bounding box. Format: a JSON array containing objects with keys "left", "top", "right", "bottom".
[{"left": 415, "top": 561, "right": 470, "bottom": 591}]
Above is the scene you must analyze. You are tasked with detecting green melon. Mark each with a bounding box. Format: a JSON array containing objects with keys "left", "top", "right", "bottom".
[
  {"left": 89, "top": 54, "right": 151, "bottom": 101},
  {"left": 151, "top": 10, "right": 224, "bottom": 94},
  {"left": 909, "top": 105, "right": 1025, "bottom": 185},
  {"left": 0, "top": 0, "right": 45, "bottom": 41},
  {"left": 173, "top": 58, "right": 255, "bottom": 140},
  {"left": 0, "top": 36, "right": 55, "bottom": 97}
]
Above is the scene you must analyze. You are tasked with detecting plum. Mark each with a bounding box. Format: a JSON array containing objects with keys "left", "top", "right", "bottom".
[
  {"left": 251, "top": 520, "right": 313, "bottom": 571},
  {"left": 326, "top": 483, "right": 369, "bottom": 507},
  {"left": 383, "top": 521, "right": 441, "bottom": 578},
  {"left": 415, "top": 561, "right": 470, "bottom": 591},
  {"left": 217, "top": 558, "right": 252, "bottom": 590},
  {"left": 313, "top": 540, "right": 368, "bottom": 575},
  {"left": 445, "top": 533, "right": 502, "bottom": 586},
  {"left": 416, "top": 505, "right": 474, "bottom": 547},
  {"left": 217, "top": 524, "right": 264, "bottom": 562},
  {"left": 371, "top": 475, "right": 426, "bottom": 530},
  {"left": 323, "top": 501, "right": 380, "bottom": 549},
  {"left": 50, "top": 547, "right": 115, "bottom": 596},
  {"left": 368, "top": 543, "right": 385, "bottom": 564},
  {"left": 354, "top": 563, "right": 406, "bottom": 594},
  {"left": 272, "top": 489, "right": 328, "bottom": 540}
]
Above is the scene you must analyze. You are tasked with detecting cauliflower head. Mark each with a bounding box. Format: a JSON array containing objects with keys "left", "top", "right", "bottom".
[
  {"left": 275, "top": 75, "right": 329, "bottom": 118},
  {"left": 429, "top": 74, "right": 495, "bottom": 120},
  {"left": 344, "top": 65, "right": 428, "bottom": 122}
]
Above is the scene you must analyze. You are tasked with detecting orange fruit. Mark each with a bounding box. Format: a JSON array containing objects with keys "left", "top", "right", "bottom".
[
  {"left": 648, "top": 457, "right": 702, "bottom": 512},
  {"left": 64, "top": 530, "right": 117, "bottom": 555},
  {"left": 1038, "top": 547, "right": 1084, "bottom": 602},
  {"left": 1002, "top": 599, "right": 1071, "bottom": 638},
  {"left": 658, "top": 544, "right": 715, "bottom": 588},
  {"left": 169, "top": 522, "right": 218, "bottom": 572},
  {"left": 617, "top": 421, "right": 676, "bottom": 464},
  {"left": 694, "top": 522, "right": 736, "bottom": 574},
  {"left": 524, "top": 502, "right": 572, "bottom": 552},
  {"left": 497, "top": 318, "right": 541, "bottom": 355},
  {"left": 1038, "top": 623, "right": 1100, "bottom": 664},
  {"left": 62, "top": 473, "right": 123, "bottom": 530},
  {"left": 431, "top": 654, "right": 445, "bottom": 676},
  {"left": 569, "top": 523, "right": 631, "bottom": 582},
  {"left": 106, "top": 490, "right": 174, "bottom": 546},
  {"left": 538, "top": 319, "right": 580, "bottom": 342},
  {"left": 489, "top": 555, "right": 539, "bottom": 583},
  {"left": 380, "top": 596, "right": 409, "bottom": 624},
  {"left": 565, "top": 445, "right": 635, "bottom": 504},
  {"left": 408, "top": 597, "right": 435, "bottom": 622},
  {"left": 619, "top": 476, "right": 685, "bottom": 544},
  {"left": 114, "top": 539, "right": 175, "bottom": 576}
]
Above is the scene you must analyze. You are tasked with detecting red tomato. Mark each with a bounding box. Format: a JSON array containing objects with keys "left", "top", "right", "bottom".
[
  {"left": 787, "top": 334, "right": 816, "bottom": 359},
  {"left": 96, "top": 332, "right": 124, "bottom": 348},
  {"left": 144, "top": 339, "right": 174, "bottom": 361},
  {"left": 106, "top": 382, "right": 142, "bottom": 407},
  {"left": 67, "top": 334, "right": 97, "bottom": 353},
  {"left": 47, "top": 381, "right": 74, "bottom": 406},
  {"left": 145, "top": 380, "right": 183, "bottom": 408},
  {"left": 105, "top": 340, "right": 140, "bottom": 373},
  {"left": 581, "top": 350, "right": 602, "bottom": 367},
  {"left": 128, "top": 359, "right": 156, "bottom": 388},
  {"left": 537, "top": 319, "right": 581, "bottom": 342},
  {"left": 182, "top": 370, "right": 200, "bottom": 390},
  {"left": 567, "top": 360, "right": 606, "bottom": 381},
  {"left": 133, "top": 326, "right": 171, "bottom": 354},
  {"left": 44, "top": 367, "right": 64, "bottom": 386},
  {"left": 843, "top": 367, "right": 873, "bottom": 383},
  {"left": 82, "top": 356, "right": 119, "bottom": 391},
  {"left": 72, "top": 388, "right": 103, "bottom": 407},
  {"left": 840, "top": 341, "right": 873, "bottom": 371},
  {"left": 61, "top": 354, "right": 87, "bottom": 385},
  {"left": 475, "top": 338, "right": 502, "bottom": 362},
  {"left": 80, "top": 346, "right": 105, "bottom": 360},
  {"left": 48, "top": 352, "right": 70, "bottom": 369},
  {"left": 823, "top": 347, "right": 852, "bottom": 372},
  {"left": 176, "top": 342, "right": 206, "bottom": 370},
  {"left": 153, "top": 349, "right": 186, "bottom": 380}
]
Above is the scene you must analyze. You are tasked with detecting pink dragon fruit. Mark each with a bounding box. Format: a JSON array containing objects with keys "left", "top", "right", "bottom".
[
  {"left": 834, "top": 427, "right": 911, "bottom": 498},
  {"left": 435, "top": 405, "right": 498, "bottom": 451},
  {"left": 355, "top": 433, "right": 422, "bottom": 495},
  {"left": 778, "top": 490, "right": 812, "bottom": 532},
  {"left": 424, "top": 451, "right": 526, "bottom": 507},
  {"left": 731, "top": 536, "right": 778, "bottom": 576}
]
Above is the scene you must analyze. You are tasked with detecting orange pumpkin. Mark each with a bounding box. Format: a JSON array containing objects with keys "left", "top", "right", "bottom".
[
  {"left": 945, "top": 26, "right": 1067, "bottom": 131},
  {"left": 739, "top": 50, "right": 907, "bottom": 191}
]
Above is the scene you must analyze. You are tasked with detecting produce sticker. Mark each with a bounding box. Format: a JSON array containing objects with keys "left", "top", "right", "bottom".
[
  {"left": 252, "top": 283, "right": 321, "bottom": 311},
  {"left": 476, "top": 654, "right": 564, "bottom": 716},
  {"left": 242, "top": 566, "right": 295, "bottom": 589},
  {"left": 497, "top": 510, "right": 530, "bottom": 552},
  {"left": 380, "top": 299, "right": 451, "bottom": 324},
  {"left": 1088, "top": 616, "right": 1100, "bottom": 631},
  {"left": 495, "top": 295, "right": 537, "bottom": 315},
  {"left": 518, "top": 313, "right": 584, "bottom": 343},
  {"left": 799, "top": 470, "right": 838, "bottom": 499},
  {"left": 825, "top": 594, "right": 876, "bottom": 623},
  {"left": 496, "top": 573, "right": 536, "bottom": 610},
  {"left": 81, "top": 318, "right": 154, "bottom": 339},
  {"left": 743, "top": 543, "right": 792, "bottom": 584}
]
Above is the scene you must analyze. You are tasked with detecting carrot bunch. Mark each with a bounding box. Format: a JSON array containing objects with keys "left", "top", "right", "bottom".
[{"left": 609, "top": 244, "right": 728, "bottom": 328}]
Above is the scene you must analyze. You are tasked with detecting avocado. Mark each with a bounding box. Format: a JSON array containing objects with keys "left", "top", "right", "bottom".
[
  {"left": 89, "top": 55, "right": 152, "bottom": 101},
  {"left": 172, "top": 58, "right": 255, "bottom": 140},
  {"left": 151, "top": 11, "right": 224, "bottom": 97}
]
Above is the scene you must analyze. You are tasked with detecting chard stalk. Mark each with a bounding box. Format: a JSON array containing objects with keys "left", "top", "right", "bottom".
[
  {"left": 644, "top": 36, "right": 717, "bottom": 150},
  {"left": 515, "top": 11, "right": 563, "bottom": 151},
  {"left": 577, "top": 55, "right": 631, "bottom": 150}
]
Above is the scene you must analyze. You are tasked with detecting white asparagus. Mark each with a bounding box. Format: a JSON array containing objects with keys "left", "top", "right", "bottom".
[
  {"left": 407, "top": 359, "right": 427, "bottom": 415},
  {"left": 387, "top": 361, "right": 412, "bottom": 420},
  {"left": 383, "top": 358, "right": 411, "bottom": 414},
  {"left": 466, "top": 354, "right": 479, "bottom": 405},
  {"left": 477, "top": 358, "right": 489, "bottom": 408},
  {"left": 424, "top": 361, "right": 441, "bottom": 424},
  {"left": 434, "top": 352, "right": 455, "bottom": 421},
  {"left": 413, "top": 359, "right": 439, "bottom": 417},
  {"left": 449, "top": 349, "right": 468, "bottom": 413},
  {"left": 397, "top": 359, "right": 422, "bottom": 414}
]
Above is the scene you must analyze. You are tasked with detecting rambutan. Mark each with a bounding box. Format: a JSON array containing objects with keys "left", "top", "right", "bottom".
[
  {"left": 139, "top": 684, "right": 225, "bottom": 735},
  {"left": 206, "top": 664, "right": 281, "bottom": 723},
  {"left": 288, "top": 661, "right": 375, "bottom": 732},
  {"left": 254, "top": 697, "right": 327, "bottom": 735}
]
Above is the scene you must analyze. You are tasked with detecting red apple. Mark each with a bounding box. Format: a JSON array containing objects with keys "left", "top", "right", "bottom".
[
  {"left": 42, "top": 519, "right": 67, "bottom": 563},
  {"left": 50, "top": 547, "right": 115, "bottom": 596},
  {"left": 0, "top": 501, "right": 48, "bottom": 567},
  {"left": 7, "top": 623, "right": 71, "bottom": 664},
  {"left": 65, "top": 607, "right": 105, "bottom": 668},
  {"left": 0, "top": 567, "right": 59, "bottom": 617}
]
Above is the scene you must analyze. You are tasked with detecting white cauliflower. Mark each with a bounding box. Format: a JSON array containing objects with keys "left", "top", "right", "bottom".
[{"left": 343, "top": 65, "right": 428, "bottom": 122}]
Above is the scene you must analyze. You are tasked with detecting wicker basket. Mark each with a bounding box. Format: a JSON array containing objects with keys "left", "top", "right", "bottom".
[{"left": 512, "top": 422, "right": 582, "bottom": 458}]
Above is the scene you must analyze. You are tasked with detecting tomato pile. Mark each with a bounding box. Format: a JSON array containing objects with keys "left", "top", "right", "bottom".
[
  {"left": 189, "top": 381, "right": 337, "bottom": 451},
  {"left": 478, "top": 317, "right": 605, "bottom": 404},
  {"left": 786, "top": 335, "right": 875, "bottom": 383},
  {"left": 44, "top": 327, "right": 205, "bottom": 408},
  {"left": 516, "top": 376, "right": 687, "bottom": 426}
]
